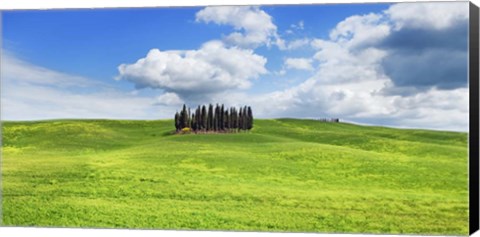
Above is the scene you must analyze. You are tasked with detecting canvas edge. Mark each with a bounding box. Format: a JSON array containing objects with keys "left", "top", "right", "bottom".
[
  {"left": 470, "top": 1, "right": 480, "bottom": 236},
  {"left": 0, "top": 0, "right": 477, "bottom": 236}
]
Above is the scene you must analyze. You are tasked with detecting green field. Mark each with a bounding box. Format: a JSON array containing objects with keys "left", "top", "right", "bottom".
[{"left": 1, "top": 119, "right": 469, "bottom": 235}]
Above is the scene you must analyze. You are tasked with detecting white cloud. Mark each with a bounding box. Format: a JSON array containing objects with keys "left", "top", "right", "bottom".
[
  {"left": 3, "top": 2, "right": 470, "bottom": 132},
  {"left": 274, "top": 69, "right": 287, "bottom": 76},
  {"left": 236, "top": 78, "right": 468, "bottom": 131},
  {"left": 1, "top": 53, "right": 170, "bottom": 120},
  {"left": 329, "top": 13, "right": 391, "bottom": 49},
  {"left": 2, "top": 52, "right": 101, "bottom": 88},
  {"left": 387, "top": 88, "right": 469, "bottom": 131},
  {"left": 113, "top": 1, "right": 468, "bottom": 131},
  {"left": 386, "top": 2, "right": 468, "bottom": 30},
  {"left": 196, "top": 6, "right": 284, "bottom": 49},
  {"left": 3, "top": 84, "right": 158, "bottom": 120},
  {"left": 285, "top": 38, "right": 311, "bottom": 50},
  {"left": 242, "top": 2, "right": 469, "bottom": 131},
  {"left": 116, "top": 40, "right": 267, "bottom": 99},
  {"left": 284, "top": 57, "right": 314, "bottom": 71},
  {"left": 379, "top": 2, "right": 469, "bottom": 92},
  {"left": 312, "top": 39, "right": 388, "bottom": 84},
  {"left": 290, "top": 20, "right": 304, "bottom": 30},
  {"left": 154, "top": 92, "right": 184, "bottom": 106}
]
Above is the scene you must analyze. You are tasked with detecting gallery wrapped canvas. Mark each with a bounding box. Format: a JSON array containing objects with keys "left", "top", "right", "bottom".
[{"left": 1, "top": 0, "right": 479, "bottom": 236}]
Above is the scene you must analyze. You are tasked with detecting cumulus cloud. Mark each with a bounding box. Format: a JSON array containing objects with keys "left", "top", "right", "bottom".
[
  {"left": 284, "top": 57, "right": 314, "bottom": 71},
  {"left": 115, "top": 2, "right": 468, "bottom": 131},
  {"left": 239, "top": 79, "right": 468, "bottom": 132},
  {"left": 329, "top": 13, "right": 391, "bottom": 49},
  {"left": 386, "top": 2, "right": 468, "bottom": 30},
  {"left": 196, "top": 6, "right": 284, "bottom": 49},
  {"left": 4, "top": 2, "right": 470, "bottom": 132},
  {"left": 380, "top": 47, "right": 467, "bottom": 93},
  {"left": 116, "top": 40, "right": 267, "bottom": 100},
  {"left": 317, "top": 1, "right": 468, "bottom": 92},
  {"left": 241, "top": 2, "right": 469, "bottom": 131},
  {"left": 154, "top": 92, "right": 184, "bottom": 106},
  {"left": 379, "top": 2, "right": 468, "bottom": 94},
  {"left": 312, "top": 39, "right": 388, "bottom": 84}
]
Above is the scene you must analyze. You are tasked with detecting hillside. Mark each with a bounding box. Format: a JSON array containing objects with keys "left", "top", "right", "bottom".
[{"left": 1, "top": 119, "right": 469, "bottom": 234}]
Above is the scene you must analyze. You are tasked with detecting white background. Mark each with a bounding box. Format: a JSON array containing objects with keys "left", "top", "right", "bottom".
[{"left": 0, "top": 0, "right": 479, "bottom": 237}]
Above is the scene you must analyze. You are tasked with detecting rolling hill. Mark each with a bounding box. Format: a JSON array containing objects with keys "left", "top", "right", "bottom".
[{"left": 1, "top": 119, "right": 469, "bottom": 235}]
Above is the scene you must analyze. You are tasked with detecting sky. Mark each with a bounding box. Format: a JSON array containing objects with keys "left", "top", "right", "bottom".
[{"left": 1, "top": 2, "right": 470, "bottom": 131}]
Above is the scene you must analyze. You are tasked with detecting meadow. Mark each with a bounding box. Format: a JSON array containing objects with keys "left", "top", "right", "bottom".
[{"left": 1, "top": 119, "right": 469, "bottom": 235}]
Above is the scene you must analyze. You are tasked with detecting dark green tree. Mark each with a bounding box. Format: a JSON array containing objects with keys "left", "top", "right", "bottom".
[
  {"left": 180, "top": 104, "right": 188, "bottom": 129},
  {"left": 242, "top": 106, "right": 248, "bottom": 130},
  {"left": 174, "top": 112, "right": 180, "bottom": 131},
  {"left": 201, "top": 105, "right": 207, "bottom": 131},
  {"left": 224, "top": 110, "right": 229, "bottom": 130},
  {"left": 187, "top": 108, "right": 191, "bottom": 128},
  {"left": 216, "top": 104, "right": 219, "bottom": 131},
  {"left": 191, "top": 113, "right": 197, "bottom": 131},
  {"left": 247, "top": 106, "right": 253, "bottom": 130},
  {"left": 207, "top": 104, "right": 214, "bottom": 131},
  {"left": 233, "top": 107, "right": 238, "bottom": 130},
  {"left": 239, "top": 108, "right": 243, "bottom": 131},
  {"left": 195, "top": 106, "right": 201, "bottom": 131}
]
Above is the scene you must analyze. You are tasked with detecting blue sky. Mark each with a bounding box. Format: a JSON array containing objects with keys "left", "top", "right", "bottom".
[
  {"left": 3, "top": 4, "right": 388, "bottom": 92},
  {"left": 1, "top": 2, "right": 470, "bottom": 131}
]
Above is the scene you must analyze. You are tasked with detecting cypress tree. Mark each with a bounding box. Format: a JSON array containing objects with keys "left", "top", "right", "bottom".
[
  {"left": 191, "top": 113, "right": 196, "bottom": 131},
  {"left": 214, "top": 104, "right": 220, "bottom": 131},
  {"left": 234, "top": 107, "right": 239, "bottom": 130},
  {"left": 208, "top": 104, "right": 213, "bottom": 131},
  {"left": 180, "top": 104, "right": 188, "bottom": 129},
  {"left": 230, "top": 107, "right": 236, "bottom": 130},
  {"left": 244, "top": 106, "right": 248, "bottom": 130},
  {"left": 187, "top": 108, "right": 191, "bottom": 128},
  {"left": 220, "top": 104, "right": 225, "bottom": 130},
  {"left": 239, "top": 106, "right": 243, "bottom": 130},
  {"left": 195, "top": 106, "right": 201, "bottom": 131},
  {"left": 228, "top": 107, "right": 233, "bottom": 129},
  {"left": 231, "top": 108, "right": 235, "bottom": 130},
  {"left": 247, "top": 106, "right": 253, "bottom": 130},
  {"left": 218, "top": 104, "right": 222, "bottom": 131},
  {"left": 174, "top": 112, "right": 180, "bottom": 131},
  {"left": 201, "top": 105, "right": 207, "bottom": 131},
  {"left": 224, "top": 110, "right": 229, "bottom": 131},
  {"left": 239, "top": 108, "right": 243, "bottom": 131},
  {"left": 179, "top": 112, "right": 183, "bottom": 129}
]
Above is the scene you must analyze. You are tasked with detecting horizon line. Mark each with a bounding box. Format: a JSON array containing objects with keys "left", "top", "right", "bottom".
[{"left": 0, "top": 117, "right": 468, "bottom": 133}]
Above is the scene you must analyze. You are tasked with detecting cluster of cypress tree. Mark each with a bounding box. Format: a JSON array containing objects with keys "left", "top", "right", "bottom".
[{"left": 174, "top": 104, "right": 253, "bottom": 133}]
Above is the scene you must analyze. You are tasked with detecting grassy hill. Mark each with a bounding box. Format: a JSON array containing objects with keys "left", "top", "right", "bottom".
[{"left": 1, "top": 119, "right": 468, "bottom": 235}]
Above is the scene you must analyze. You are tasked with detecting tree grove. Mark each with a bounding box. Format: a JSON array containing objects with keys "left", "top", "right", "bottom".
[{"left": 174, "top": 104, "right": 253, "bottom": 133}]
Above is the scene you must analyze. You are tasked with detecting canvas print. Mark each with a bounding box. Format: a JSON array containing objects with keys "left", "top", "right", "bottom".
[{"left": 0, "top": 1, "right": 474, "bottom": 235}]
